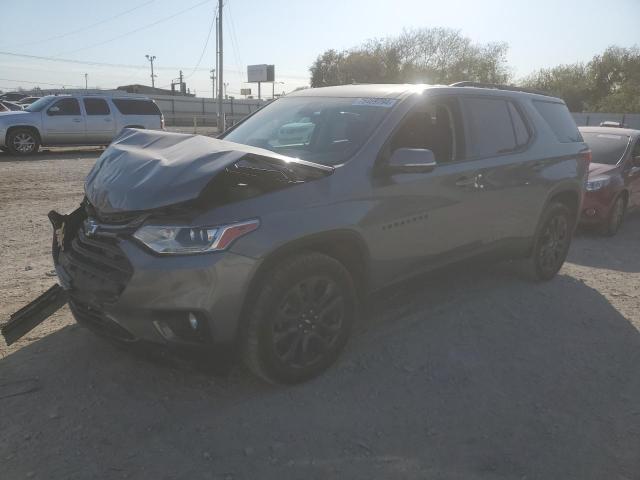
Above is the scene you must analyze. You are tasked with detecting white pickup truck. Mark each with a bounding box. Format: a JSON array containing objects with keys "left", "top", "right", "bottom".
[{"left": 0, "top": 94, "right": 164, "bottom": 155}]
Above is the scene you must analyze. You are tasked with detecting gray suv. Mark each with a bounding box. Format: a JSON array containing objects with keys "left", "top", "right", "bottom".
[{"left": 49, "top": 84, "right": 589, "bottom": 384}]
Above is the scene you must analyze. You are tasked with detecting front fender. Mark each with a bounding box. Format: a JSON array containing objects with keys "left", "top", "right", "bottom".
[{"left": 1, "top": 113, "right": 44, "bottom": 143}]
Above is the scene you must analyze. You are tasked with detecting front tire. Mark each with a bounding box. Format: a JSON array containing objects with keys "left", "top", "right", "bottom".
[
  {"left": 242, "top": 252, "right": 357, "bottom": 384},
  {"left": 7, "top": 128, "right": 40, "bottom": 155},
  {"left": 526, "top": 202, "right": 574, "bottom": 281},
  {"left": 602, "top": 195, "right": 625, "bottom": 237}
]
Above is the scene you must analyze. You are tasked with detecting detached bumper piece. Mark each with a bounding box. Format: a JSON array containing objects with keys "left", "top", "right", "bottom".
[{"left": 1, "top": 285, "right": 68, "bottom": 346}]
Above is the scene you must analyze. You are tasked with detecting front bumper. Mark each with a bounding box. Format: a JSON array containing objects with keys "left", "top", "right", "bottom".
[
  {"left": 579, "top": 189, "right": 615, "bottom": 225},
  {"left": 53, "top": 207, "right": 258, "bottom": 348}
]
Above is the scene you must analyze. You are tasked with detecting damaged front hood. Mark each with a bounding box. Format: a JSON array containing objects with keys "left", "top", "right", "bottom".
[{"left": 85, "top": 128, "right": 333, "bottom": 214}]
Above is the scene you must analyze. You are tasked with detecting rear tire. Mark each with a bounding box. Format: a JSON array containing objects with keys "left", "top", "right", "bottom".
[
  {"left": 242, "top": 252, "right": 357, "bottom": 384},
  {"left": 7, "top": 128, "right": 40, "bottom": 155},
  {"left": 524, "top": 202, "right": 574, "bottom": 281},
  {"left": 602, "top": 195, "right": 625, "bottom": 237}
]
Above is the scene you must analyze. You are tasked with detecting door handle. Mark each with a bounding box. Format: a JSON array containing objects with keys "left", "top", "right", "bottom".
[
  {"left": 455, "top": 173, "right": 483, "bottom": 189},
  {"left": 104, "top": 118, "right": 112, "bottom": 122},
  {"left": 72, "top": 118, "right": 82, "bottom": 123}
]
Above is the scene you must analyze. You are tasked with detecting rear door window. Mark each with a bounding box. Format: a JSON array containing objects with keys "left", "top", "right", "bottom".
[
  {"left": 461, "top": 97, "right": 519, "bottom": 158},
  {"left": 112, "top": 99, "right": 161, "bottom": 115},
  {"left": 533, "top": 100, "right": 582, "bottom": 143},
  {"left": 83, "top": 98, "right": 110, "bottom": 115}
]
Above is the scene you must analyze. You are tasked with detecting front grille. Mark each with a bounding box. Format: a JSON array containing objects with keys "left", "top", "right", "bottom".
[
  {"left": 84, "top": 201, "right": 142, "bottom": 225},
  {"left": 69, "top": 298, "right": 135, "bottom": 341},
  {"left": 58, "top": 222, "right": 133, "bottom": 304}
]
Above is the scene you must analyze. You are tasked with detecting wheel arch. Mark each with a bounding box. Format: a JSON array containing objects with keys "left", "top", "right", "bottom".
[
  {"left": 234, "top": 229, "right": 370, "bottom": 344},
  {"left": 6, "top": 125, "right": 42, "bottom": 144},
  {"left": 548, "top": 189, "right": 580, "bottom": 222},
  {"left": 249, "top": 229, "right": 370, "bottom": 298},
  {"left": 527, "top": 186, "right": 581, "bottom": 257}
]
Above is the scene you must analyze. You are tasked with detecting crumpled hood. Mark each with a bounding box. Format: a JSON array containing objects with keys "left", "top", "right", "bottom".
[
  {"left": 588, "top": 162, "right": 618, "bottom": 177},
  {"left": 85, "top": 128, "right": 332, "bottom": 214}
]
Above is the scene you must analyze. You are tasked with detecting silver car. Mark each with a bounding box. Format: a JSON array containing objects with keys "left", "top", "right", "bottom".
[{"left": 0, "top": 94, "right": 163, "bottom": 154}]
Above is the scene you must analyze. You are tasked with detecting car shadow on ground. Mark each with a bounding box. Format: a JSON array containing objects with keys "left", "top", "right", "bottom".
[
  {"left": 2, "top": 253, "right": 639, "bottom": 479},
  {"left": 570, "top": 211, "right": 640, "bottom": 273},
  {"left": 0, "top": 148, "right": 103, "bottom": 162}
]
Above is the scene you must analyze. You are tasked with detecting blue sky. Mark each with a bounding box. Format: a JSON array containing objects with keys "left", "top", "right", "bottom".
[{"left": 0, "top": 0, "right": 638, "bottom": 97}]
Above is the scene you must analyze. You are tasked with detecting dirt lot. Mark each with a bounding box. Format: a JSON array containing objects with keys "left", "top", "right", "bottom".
[{"left": 1, "top": 149, "right": 639, "bottom": 480}]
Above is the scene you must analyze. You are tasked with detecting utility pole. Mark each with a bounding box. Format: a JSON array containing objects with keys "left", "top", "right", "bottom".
[
  {"left": 210, "top": 69, "right": 216, "bottom": 100},
  {"left": 84, "top": 73, "right": 88, "bottom": 91},
  {"left": 215, "top": 15, "right": 219, "bottom": 101},
  {"left": 216, "top": 0, "right": 224, "bottom": 132},
  {"left": 145, "top": 54, "right": 157, "bottom": 88}
]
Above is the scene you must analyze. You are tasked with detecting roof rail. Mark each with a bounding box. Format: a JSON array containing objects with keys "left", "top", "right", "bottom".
[{"left": 449, "top": 81, "right": 552, "bottom": 97}]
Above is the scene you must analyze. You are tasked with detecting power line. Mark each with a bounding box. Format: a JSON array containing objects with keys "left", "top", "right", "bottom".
[
  {"left": 226, "top": 1, "right": 245, "bottom": 83},
  {"left": 0, "top": 50, "right": 212, "bottom": 72},
  {"left": 0, "top": 50, "right": 310, "bottom": 81},
  {"left": 183, "top": 8, "right": 217, "bottom": 80},
  {"left": 0, "top": 77, "right": 86, "bottom": 89},
  {"left": 52, "top": 0, "right": 213, "bottom": 58},
  {"left": 4, "top": 0, "right": 157, "bottom": 49}
]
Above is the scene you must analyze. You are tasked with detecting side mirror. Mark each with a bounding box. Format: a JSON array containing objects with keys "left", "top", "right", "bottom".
[
  {"left": 47, "top": 106, "right": 60, "bottom": 115},
  {"left": 385, "top": 148, "right": 437, "bottom": 174}
]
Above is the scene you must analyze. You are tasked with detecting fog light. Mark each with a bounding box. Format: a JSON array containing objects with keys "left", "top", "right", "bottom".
[
  {"left": 584, "top": 208, "right": 596, "bottom": 217},
  {"left": 188, "top": 312, "right": 199, "bottom": 330}
]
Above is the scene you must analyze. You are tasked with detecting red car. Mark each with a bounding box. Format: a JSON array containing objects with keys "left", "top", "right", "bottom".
[{"left": 579, "top": 126, "right": 640, "bottom": 235}]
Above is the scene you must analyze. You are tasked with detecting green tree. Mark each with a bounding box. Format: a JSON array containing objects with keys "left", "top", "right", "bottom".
[
  {"left": 309, "top": 49, "right": 346, "bottom": 87},
  {"left": 521, "top": 64, "right": 591, "bottom": 111},
  {"left": 589, "top": 46, "right": 640, "bottom": 113},
  {"left": 309, "top": 27, "right": 510, "bottom": 87},
  {"left": 522, "top": 45, "right": 640, "bottom": 113}
]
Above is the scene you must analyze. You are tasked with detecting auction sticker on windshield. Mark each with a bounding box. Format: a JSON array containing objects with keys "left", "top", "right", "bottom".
[{"left": 352, "top": 98, "right": 397, "bottom": 107}]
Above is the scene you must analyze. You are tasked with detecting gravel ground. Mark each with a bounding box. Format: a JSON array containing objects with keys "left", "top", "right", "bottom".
[{"left": 1, "top": 149, "right": 639, "bottom": 480}]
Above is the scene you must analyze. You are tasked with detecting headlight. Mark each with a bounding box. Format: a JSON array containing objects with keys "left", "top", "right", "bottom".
[
  {"left": 586, "top": 178, "right": 610, "bottom": 191},
  {"left": 133, "top": 219, "right": 259, "bottom": 254}
]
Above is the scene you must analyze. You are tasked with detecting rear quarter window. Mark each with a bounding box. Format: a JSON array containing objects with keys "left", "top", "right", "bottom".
[
  {"left": 533, "top": 100, "right": 582, "bottom": 143},
  {"left": 112, "top": 99, "right": 161, "bottom": 116}
]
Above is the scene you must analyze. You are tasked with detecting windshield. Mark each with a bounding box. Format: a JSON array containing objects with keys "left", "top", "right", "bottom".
[
  {"left": 582, "top": 132, "right": 630, "bottom": 165},
  {"left": 222, "top": 96, "right": 395, "bottom": 165},
  {"left": 25, "top": 97, "right": 55, "bottom": 112}
]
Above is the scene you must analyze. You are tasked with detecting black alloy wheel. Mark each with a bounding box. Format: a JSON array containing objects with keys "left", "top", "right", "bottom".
[
  {"left": 243, "top": 252, "right": 357, "bottom": 384},
  {"left": 528, "top": 202, "right": 574, "bottom": 281},
  {"left": 272, "top": 275, "right": 345, "bottom": 369}
]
